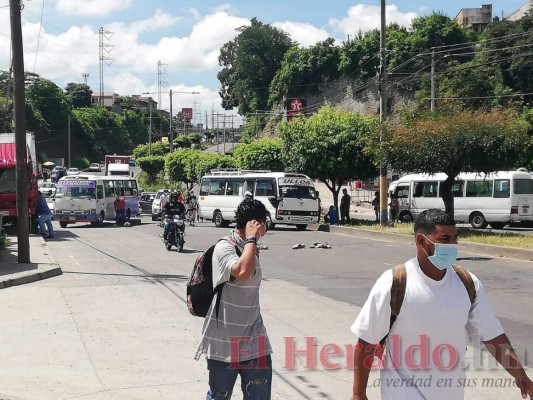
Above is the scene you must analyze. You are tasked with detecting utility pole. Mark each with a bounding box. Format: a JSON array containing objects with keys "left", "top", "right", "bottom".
[
  {"left": 10, "top": 0, "right": 30, "bottom": 262},
  {"left": 169, "top": 89, "right": 173, "bottom": 153},
  {"left": 430, "top": 47, "right": 436, "bottom": 112},
  {"left": 223, "top": 114, "right": 226, "bottom": 154},
  {"left": 67, "top": 115, "right": 71, "bottom": 168},
  {"left": 379, "top": 0, "right": 388, "bottom": 226},
  {"left": 148, "top": 100, "right": 152, "bottom": 156}
]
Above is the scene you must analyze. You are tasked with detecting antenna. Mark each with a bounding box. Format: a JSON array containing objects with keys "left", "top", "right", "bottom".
[{"left": 99, "top": 27, "right": 114, "bottom": 106}]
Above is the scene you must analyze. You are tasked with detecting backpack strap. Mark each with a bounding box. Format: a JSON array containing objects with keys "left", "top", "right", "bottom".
[
  {"left": 452, "top": 264, "right": 476, "bottom": 307},
  {"left": 213, "top": 235, "right": 243, "bottom": 325},
  {"left": 379, "top": 263, "right": 406, "bottom": 346}
]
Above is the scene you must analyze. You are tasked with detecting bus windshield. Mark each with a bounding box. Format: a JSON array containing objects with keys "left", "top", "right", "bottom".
[
  {"left": 55, "top": 181, "right": 96, "bottom": 199},
  {"left": 281, "top": 185, "right": 316, "bottom": 199},
  {"left": 514, "top": 179, "right": 533, "bottom": 194}
]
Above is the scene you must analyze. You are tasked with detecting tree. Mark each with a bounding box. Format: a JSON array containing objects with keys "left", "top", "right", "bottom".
[
  {"left": 233, "top": 138, "right": 284, "bottom": 171},
  {"left": 137, "top": 155, "right": 165, "bottom": 183},
  {"left": 173, "top": 135, "right": 192, "bottom": 150},
  {"left": 65, "top": 83, "right": 92, "bottom": 108},
  {"left": 279, "top": 105, "right": 378, "bottom": 211},
  {"left": 132, "top": 141, "right": 166, "bottom": 159},
  {"left": 166, "top": 150, "right": 236, "bottom": 190},
  {"left": 218, "top": 18, "right": 293, "bottom": 115},
  {"left": 378, "top": 110, "right": 530, "bottom": 219}
]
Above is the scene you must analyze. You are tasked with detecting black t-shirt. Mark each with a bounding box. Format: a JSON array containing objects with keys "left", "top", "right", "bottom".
[{"left": 164, "top": 201, "right": 185, "bottom": 216}]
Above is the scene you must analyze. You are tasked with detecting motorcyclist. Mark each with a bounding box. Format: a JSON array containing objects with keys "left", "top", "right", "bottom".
[{"left": 163, "top": 191, "right": 186, "bottom": 242}]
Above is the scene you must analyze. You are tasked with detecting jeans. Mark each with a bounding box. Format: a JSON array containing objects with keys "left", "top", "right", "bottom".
[
  {"left": 206, "top": 355, "right": 272, "bottom": 400},
  {"left": 340, "top": 206, "right": 350, "bottom": 223},
  {"left": 115, "top": 210, "right": 125, "bottom": 225},
  {"left": 38, "top": 214, "right": 53, "bottom": 237}
]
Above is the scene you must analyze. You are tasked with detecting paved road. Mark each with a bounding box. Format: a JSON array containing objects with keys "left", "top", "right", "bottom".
[{"left": 1, "top": 217, "right": 532, "bottom": 399}]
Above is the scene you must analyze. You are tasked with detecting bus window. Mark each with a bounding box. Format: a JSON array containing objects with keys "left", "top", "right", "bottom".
[
  {"left": 413, "top": 181, "right": 438, "bottom": 197},
  {"left": 208, "top": 179, "right": 225, "bottom": 195},
  {"left": 114, "top": 180, "right": 125, "bottom": 196},
  {"left": 124, "top": 180, "right": 133, "bottom": 196},
  {"left": 97, "top": 185, "right": 104, "bottom": 200},
  {"left": 226, "top": 179, "right": 243, "bottom": 196},
  {"left": 452, "top": 181, "right": 464, "bottom": 197},
  {"left": 494, "top": 179, "right": 510, "bottom": 198},
  {"left": 256, "top": 180, "right": 274, "bottom": 197},
  {"left": 514, "top": 179, "right": 533, "bottom": 194},
  {"left": 103, "top": 180, "right": 114, "bottom": 197},
  {"left": 245, "top": 180, "right": 255, "bottom": 195},
  {"left": 200, "top": 179, "right": 210, "bottom": 196},
  {"left": 466, "top": 180, "right": 493, "bottom": 197},
  {"left": 395, "top": 185, "right": 409, "bottom": 198}
]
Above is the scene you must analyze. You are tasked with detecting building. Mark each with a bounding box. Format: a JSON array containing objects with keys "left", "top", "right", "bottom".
[
  {"left": 455, "top": 4, "right": 493, "bottom": 32},
  {"left": 91, "top": 92, "right": 119, "bottom": 108},
  {"left": 507, "top": 0, "right": 533, "bottom": 21}
]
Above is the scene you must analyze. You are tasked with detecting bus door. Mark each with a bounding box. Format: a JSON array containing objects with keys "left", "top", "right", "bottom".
[
  {"left": 103, "top": 180, "right": 116, "bottom": 218},
  {"left": 96, "top": 183, "right": 105, "bottom": 214},
  {"left": 394, "top": 184, "right": 410, "bottom": 215}
]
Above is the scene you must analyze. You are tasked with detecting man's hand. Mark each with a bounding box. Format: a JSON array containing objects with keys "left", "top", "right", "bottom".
[
  {"left": 516, "top": 375, "right": 533, "bottom": 399},
  {"left": 245, "top": 219, "right": 264, "bottom": 239}
]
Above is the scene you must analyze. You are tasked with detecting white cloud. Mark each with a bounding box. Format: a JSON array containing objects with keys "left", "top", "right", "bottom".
[
  {"left": 55, "top": 0, "right": 134, "bottom": 17},
  {"left": 273, "top": 21, "right": 332, "bottom": 48},
  {"left": 328, "top": 4, "right": 417, "bottom": 36}
]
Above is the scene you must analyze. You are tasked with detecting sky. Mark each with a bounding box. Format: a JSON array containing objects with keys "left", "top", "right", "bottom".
[{"left": 0, "top": 0, "right": 526, "bottom": 127}]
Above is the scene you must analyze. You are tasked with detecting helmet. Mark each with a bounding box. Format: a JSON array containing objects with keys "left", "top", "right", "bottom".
[{"left": 170, "top": 191, "right": 179, "bottom": 201}]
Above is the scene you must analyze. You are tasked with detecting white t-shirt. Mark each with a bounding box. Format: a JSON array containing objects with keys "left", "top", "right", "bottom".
[{"left": 351, "top": 258, "right": 504, "bottom": 400}]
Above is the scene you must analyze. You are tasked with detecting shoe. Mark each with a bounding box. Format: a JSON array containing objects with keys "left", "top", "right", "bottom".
[{"left": 45, "top": 235, "right": 54, "bottom": 239}]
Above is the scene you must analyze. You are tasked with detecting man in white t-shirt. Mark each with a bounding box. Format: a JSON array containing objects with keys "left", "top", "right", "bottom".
[{"left": 351, "top": 208, "right": 533, "bottom": 400}]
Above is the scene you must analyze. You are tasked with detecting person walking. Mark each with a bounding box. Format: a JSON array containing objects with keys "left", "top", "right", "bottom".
[
  {"left": 340, "top": 188, "right": 351, "bottom": 224},
  {"left": 316, "top": 191, "right": 322, "bottom": 223},
  {"left": 36, "top": 191, "right": 54, "bottom": 238},
  {"left": 195, "top": 199, "right": 272, "bottom": 400},
  {"left": 350, "top": 209, "right": 533, "bottom": 400},
  {"left": 371, "top": 191, "right": 379, "bottom": 222}
]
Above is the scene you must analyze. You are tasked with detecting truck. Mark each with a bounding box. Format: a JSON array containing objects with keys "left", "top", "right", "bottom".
[
  {"left": 0, "top": 132, "right": 39, "bottom": 231},
  {"left": 104, "top": 155, "right": 131, "bottom": 176}
]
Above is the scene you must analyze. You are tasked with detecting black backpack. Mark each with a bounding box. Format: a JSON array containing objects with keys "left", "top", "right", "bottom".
[{"left": 186, "top": 236, "right": 241, "bottom": 318}]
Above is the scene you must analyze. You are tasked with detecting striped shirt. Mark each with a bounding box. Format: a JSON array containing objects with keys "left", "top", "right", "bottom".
[{"left": 195, "top": 231, "right": 272, "bottom": 362}]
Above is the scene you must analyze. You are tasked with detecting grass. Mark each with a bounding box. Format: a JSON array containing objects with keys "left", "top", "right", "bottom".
[
  {"left": 0, "top": 231, "right": 11, "bottom": 250},
  {"left": 342, "top": 218, "right": 533, "bottom": 249}
]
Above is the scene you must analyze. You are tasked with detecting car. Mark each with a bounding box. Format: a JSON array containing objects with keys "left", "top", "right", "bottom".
[
  {"left": 50, "top": 167, "right": 66, "bottom": 183},
  {"left": 151, "top": 189, "right": 171, "bottom": 221},
  {"left": 66, "top": 167, "right": 80, "bottom": 176},
  {"left": 139, "top": 192, "right": 156, "bottom": 214},
  {"left": 46, "top": 196, "right": 55, "bottom": 219},
  {"left": 39, "top": 181, "right": 57, "bottom": 197},
  {"left": 88, "top": 163, "right": 101, "bottom": 172}
]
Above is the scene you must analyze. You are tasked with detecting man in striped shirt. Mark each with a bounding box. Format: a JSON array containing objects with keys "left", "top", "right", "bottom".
[{"left": 195, "top": 199, "right": 272, "bottom": 400}]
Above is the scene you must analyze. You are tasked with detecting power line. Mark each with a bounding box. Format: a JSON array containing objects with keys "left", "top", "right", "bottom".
[{"left": 32, "top": 0, "right": 45, "bottom": 73}]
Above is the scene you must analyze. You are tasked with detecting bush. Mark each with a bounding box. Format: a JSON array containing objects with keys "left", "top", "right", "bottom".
[
  {"left": 0, "top": 230, "right": 11, "bottom": 250},
  {"left": 72, "top": 156, "right": 90, "bottom": 169}
]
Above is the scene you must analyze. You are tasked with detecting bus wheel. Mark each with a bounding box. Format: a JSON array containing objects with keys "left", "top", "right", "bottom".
[
  {"left": 265, "top": 213, "right": 275, "bottom": 231},
  {"left": 489, "top": 222, "right": 506, "bottom": 230},
  {"left": 296, "top": 224, "right": 307, "bottom": 231},
  {"left": 470, "top": 212, "right": 488, "bottom": 229},
  {"left": 399, "top": 211, "right": 413, "bottom": 223},
  {"left": 214, "top": 211, "right": 225, "bottom": 228},
  {"left": 59, "top": 221, "right": 68, "bottom": 228}
]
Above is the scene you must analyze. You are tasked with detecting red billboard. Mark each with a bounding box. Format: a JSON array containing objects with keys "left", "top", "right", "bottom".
[{"left": 182, "top": 107, "right": 193, "bottom": 121}]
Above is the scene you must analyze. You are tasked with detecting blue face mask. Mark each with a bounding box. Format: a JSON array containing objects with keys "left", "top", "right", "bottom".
[{"left": 422, "top": 235, "right": 458, "bottom": 270}]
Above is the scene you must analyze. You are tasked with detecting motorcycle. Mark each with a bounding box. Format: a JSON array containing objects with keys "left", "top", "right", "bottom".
[{"left": 161, "top": 214, "right": 186, "bottom": 252}]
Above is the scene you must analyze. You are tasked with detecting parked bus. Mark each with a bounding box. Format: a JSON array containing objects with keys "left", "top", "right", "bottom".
[
  {"left": 198, "top": 170, "right": 319, "bottom": 230},
  {"left": 53, "top": 175, "right": 140, "bottom": 227},
  {"left": 388, "top": 170, "right": 533, "bottom": 228}
]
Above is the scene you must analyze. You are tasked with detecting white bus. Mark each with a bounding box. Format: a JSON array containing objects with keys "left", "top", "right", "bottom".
[
  {"left": 53, "top": 175, "right": 140, "bottom": 227},
  {"left": 198, "top": 170, "right": 319, "bottom": 230},
  {"left": 388, "top": 170, "right": 533, "bottom": 228}
]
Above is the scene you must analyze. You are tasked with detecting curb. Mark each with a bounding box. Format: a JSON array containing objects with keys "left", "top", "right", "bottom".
[
  {"left": 0, "top": 264, "right": 63, "bottom": 289},
  {"left": 310, "top": 224, "right": 533, "bottom": 262}
]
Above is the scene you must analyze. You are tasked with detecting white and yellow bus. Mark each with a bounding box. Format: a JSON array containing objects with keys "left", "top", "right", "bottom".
[
  {"left": 198, "top": 170, "right": 319, "bottom": 230},
  {"left": 53, "top": 175, "right": 140, "bottom": 227}
]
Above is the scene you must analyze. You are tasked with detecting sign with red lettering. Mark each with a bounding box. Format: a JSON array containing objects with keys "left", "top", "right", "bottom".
[{"left": 182, "top": 108, "right": 193, "bottom": 121}]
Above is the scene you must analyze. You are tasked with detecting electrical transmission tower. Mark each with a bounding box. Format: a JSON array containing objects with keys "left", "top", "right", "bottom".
[
  {"left": 99, "top": 27, "right": 114, "bottom": 106},
  {"left": 82, "top": 73, "right": 89, "bottom": 85},
  {"left": 157, "top": 60, "right": 168, "bottom": 108}
]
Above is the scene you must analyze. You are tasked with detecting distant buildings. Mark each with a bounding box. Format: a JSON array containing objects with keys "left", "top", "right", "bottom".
[
  {"left": 507, "top": 0, "right": 533, "bottom": 21},
  {"left": 455, "top": 4, "right": 493, "bottom": 32}
]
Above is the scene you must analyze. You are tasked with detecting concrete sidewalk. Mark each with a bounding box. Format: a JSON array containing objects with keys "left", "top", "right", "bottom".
[{"left": 0, "top": 234, "right": 62, "bottom": 289}]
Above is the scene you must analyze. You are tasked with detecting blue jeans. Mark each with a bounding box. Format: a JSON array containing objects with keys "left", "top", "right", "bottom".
[
  {"left": 38, "top": 214, "right": 53, "bottom": 237},
  {"left": 115, "top": 210, "right": 125, "bottom": 225},
  {"left": 206, "top": 355, "right": 272, "bottom": 400}
]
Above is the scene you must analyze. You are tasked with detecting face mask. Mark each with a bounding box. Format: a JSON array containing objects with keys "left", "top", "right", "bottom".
[{"left": 421, "top": 235, "right": 458, "bottom": 270}]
